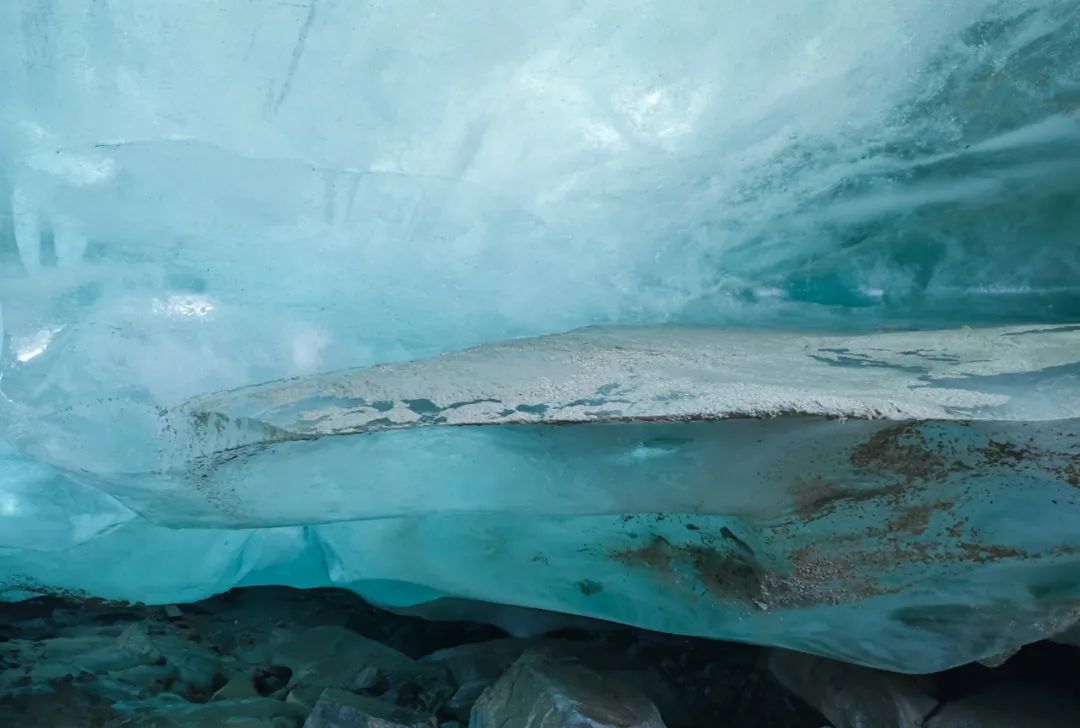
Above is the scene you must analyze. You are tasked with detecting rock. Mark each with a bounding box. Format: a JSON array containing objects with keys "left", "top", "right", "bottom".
[
  {"left": 271, "top": 626, "right": 452, "bottom": 710},
  {"left": 422, "top": 638, "right": 595, "bottom": 688},
  {"left": 151, "top": 632, "right": 223, "bottom": 695},
  {"left": 255, "top": 664, "right": 295, "bottom": 696},
  {"left": 353, "top": 666, "right": 385, "bottom": 692},
  {"left": 18, "top": 624, "right": 167, "bottom": 685},
  {"left": 304, "top": 688, "right": 437, "bottom": 728},
  {"left": 423, "top": 639, "right": 658, "bottom": 722},
  {"left": 926, "top": 685, "right": 1080, "bottom": 727},
  {"left": 112, "top": 662, "right": 180, "bottom": 689},
  {"left": 212, "top": 674, "right": 260, "bottom": 701},
  {"left": 443, "top": 680, "right": 489, "bottom": 721},
  {"left": 470, "top": 651, "right": 667, "bottom": 728},
  {"left": 288, "top": 683, "right": 327, "bottom": 712},
  {"left": 422, "top": 639, "right": 535, "bottom": 686},
  {"left": 769, "top": 650, "right": 937, "bottom": 728},
  {"left": 0, "top": 681, "right": 126, "bottom": 727},
  {"left": 140, "top": 697, "right": 308, "bottom": 727},
  {"left": 116, "top": 623, "right": 165, "bottom": 663}
]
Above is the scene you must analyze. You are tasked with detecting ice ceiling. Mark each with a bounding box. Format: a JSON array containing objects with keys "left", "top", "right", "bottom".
[{"left": 1, "top": 1, "right": 1079, "bottom": 673}]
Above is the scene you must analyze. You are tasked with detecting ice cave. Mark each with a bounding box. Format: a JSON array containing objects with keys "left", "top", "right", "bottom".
[{"left": 1, "top": 1, "right": 1079, "bottom": 726}]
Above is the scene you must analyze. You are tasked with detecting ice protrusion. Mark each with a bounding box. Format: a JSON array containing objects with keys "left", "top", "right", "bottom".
[
  {"left": 0, "top": 442, "right": 134, "bottom": 552},
  {"left": 9, "top": 148, "right": 113, "bottom": 272},
  {"left": 51, "top": 215, "right": 89, "bottom": 267},
  {"left": 10, "top": 187, "right": 42, "bottom": 273}
]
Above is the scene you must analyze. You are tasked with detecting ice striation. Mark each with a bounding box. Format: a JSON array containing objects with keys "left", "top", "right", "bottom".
[{"left": 1, "top": 0, "right": 1080, "bottom": 675}]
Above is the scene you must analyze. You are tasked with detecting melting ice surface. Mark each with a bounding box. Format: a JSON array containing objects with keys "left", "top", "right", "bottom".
[{"left": 1, "top": 1, "right": 1080, "bottom": 673}]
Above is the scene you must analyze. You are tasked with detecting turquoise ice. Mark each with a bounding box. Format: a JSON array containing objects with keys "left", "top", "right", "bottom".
[{"left": 1, "top": 1, "right": 1079, "bottom": 673}]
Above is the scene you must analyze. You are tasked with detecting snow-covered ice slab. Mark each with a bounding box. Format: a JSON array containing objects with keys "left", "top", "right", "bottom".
[
  {"left": 100, "top": 323, "right": 1078, "bottom": 527},
  {"left": 185, "top": 323, "right": 1080, "bottom": 428}
]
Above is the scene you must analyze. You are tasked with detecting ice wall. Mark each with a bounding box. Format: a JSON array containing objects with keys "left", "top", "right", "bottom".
[
  {"left": 2, "top": 0, "right": 1078, "bottom": 472},
  {"left": 1, "top": 0, "right": 1079, "bottom": 673}
]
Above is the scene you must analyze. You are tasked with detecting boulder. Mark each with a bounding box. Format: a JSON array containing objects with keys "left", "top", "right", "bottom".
[
  {"left": 422, "top": 639, "right": 535, "bottom": 686},
  {"left": 470, "top": 651, "right": 666, "bottom": 728},
  {"left": 272, "top": 626, "right": 452, "bottom": 710},
  {"left": 304, "top": 688, "right": 437, "bottom": 728},
  {"left": 769, "top": 649, "right": 937, "bottom": 728},
  {"left": 927, "top": 685, "right": 1080, "bottom": 728}
]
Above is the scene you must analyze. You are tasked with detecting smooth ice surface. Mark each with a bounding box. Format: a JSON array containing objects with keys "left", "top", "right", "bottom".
[
  {"left": 3, "top": 414, "right": 1080, "bottom": 673},
  {"left": 1, "top": 0, "right": 1079, "bottom": 673}
]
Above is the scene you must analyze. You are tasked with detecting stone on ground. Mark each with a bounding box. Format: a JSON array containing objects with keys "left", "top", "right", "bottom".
[
  {"left": 926, "top": 685, "right": 1080, "bottom": 728},
  {"left": 304, "top": 688, "right": 437, "bottom": 728},
  {"left": 769, "top": 649, "right": 937, "bottom": 728},
  {"left": 470, "top": 651, "right": 666, "bottom": 728}
]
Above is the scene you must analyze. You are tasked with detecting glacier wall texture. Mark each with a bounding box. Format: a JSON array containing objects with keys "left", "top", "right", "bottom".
[{"left": 1, "top": 0, "right": 1079, "bottom": 673}]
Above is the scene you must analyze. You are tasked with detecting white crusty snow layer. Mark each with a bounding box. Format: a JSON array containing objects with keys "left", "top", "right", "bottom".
[{"left": 186, "top": 323, "right": 1080, "bottom": 436}]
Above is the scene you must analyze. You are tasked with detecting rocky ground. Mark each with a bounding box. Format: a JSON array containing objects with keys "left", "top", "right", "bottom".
[{"left": 1, "top": 587, "right": 1079, "bottom": 727}]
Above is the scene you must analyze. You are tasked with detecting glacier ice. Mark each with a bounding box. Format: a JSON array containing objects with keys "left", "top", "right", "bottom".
[
  {"left": 1, "top": 0, "right": 1080, "bottom": 674},
  {"left": 3, "top": 325, "right": 1079, "bottom": 674},
  {"left": 40, "top": 324, "right": 1080, "bottom": 528}
]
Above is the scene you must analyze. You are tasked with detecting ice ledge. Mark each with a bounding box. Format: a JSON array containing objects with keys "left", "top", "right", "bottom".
[
  {"left": 181, "top": 324, "right": 1080, "bottom": 444},
  {"left": 72, "top": 323, "right": 1073, "bottom": 529}
]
